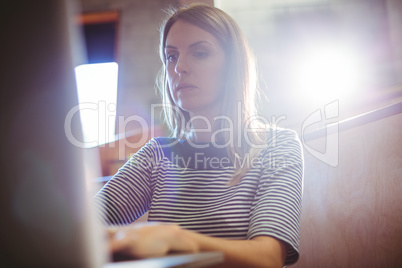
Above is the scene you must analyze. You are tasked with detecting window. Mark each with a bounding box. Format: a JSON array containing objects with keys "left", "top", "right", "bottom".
[{"left": 75, "top": 11, "right": 119, "bottom": 147}]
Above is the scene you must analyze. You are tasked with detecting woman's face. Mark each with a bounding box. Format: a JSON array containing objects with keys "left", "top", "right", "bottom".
[{"left": 165, "top": 20, "right": 226, "bottom": 116}]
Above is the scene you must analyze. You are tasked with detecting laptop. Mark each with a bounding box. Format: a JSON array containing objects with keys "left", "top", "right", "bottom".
[
  {"left": 105, "top": 252, "right": 223, "bottom": 268},
  {"left": 0, "top": 0, "right": 222, "bottom": 267}
]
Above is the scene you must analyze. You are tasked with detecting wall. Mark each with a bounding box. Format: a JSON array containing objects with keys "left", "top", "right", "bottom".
[
  {"left": 218, "top": 0, "right": 402, "bottom": 131},
  {"left": 293, "top": 105, "right": 402, "bottom": 267}
]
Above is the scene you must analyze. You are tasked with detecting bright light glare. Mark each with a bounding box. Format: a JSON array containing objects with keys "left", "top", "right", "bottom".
[
  {"left": 292, "top": 44, "right": 363, "bottom": 105},
  {"left": 74, "top": 62, "right": 118, "bottom": 147}
]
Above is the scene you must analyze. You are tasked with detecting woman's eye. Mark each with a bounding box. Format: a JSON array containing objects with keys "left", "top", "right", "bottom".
[
  {"left": 194, "top": 51, "right": 208, "bottom": 58},
  {"left": 166, "top": 54, "right": 177, "bottom": 62}
]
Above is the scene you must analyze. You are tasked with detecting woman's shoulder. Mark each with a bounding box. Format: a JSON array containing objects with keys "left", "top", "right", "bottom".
[
  {"left": 133, "top": 137, "right": 173, "bottom": 155},
  {"left": 132, "top": 137, "right": 178, "bottom": 163},
  {"left": 260, "top": 126, "right": 302, "bottom": 154},
  {"left": 144, "top": 136, "right": 185, "bottom": 154},
  {"left": 264, "top": 126, "right": 300, "bottom": 143}
]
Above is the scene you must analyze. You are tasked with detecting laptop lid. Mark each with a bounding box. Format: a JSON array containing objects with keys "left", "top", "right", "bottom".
[{"left": 0, "top": 0, "right": 106, "bottom": 267}]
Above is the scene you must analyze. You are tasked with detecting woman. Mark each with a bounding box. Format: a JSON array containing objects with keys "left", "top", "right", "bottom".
[{"left": 95, "top": 3, "right": 304, "bottom": 267}]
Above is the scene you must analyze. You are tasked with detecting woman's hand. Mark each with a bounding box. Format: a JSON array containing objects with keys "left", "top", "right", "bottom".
[
  {"left": 107, "top": 223, "right": 286, "bottom": 267},
  {"left": 108, "top": 223, "right": 199, "bottom": 260}
]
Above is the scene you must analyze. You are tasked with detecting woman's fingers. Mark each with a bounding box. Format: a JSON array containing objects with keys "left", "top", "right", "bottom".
[
  {"left": 109, "top": 229, "right": 133, "bottom": 253},
  {"left": 107, "top": 224, "right": 196, "bottom": 259}
]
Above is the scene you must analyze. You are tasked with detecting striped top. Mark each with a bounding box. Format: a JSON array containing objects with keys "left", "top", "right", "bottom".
[{"left": 94, "top": 128, "right": 304, "bottom": 265}]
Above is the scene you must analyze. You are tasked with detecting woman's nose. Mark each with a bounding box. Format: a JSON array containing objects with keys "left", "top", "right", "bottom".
[{"left": 175, "top": 56, "right": 189, "bottom": 75}]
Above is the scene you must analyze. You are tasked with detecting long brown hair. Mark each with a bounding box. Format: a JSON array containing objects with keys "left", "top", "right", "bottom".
[{"left": 156, "top": 3, "right": 267, "bottom": 184}]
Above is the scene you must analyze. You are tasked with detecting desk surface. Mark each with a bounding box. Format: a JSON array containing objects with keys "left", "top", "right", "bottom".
[{"left": 103, "top": 252, "right": 224, "bottom": 268}]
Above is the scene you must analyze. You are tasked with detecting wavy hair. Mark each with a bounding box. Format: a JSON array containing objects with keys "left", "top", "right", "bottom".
[{"left": 156, "top": 3, "right": 266, "bottom": 184}]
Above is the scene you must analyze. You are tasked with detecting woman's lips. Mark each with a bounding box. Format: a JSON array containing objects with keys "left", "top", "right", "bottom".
[{"left": 176, "top": 83, "right": 197, "bottom": 92}]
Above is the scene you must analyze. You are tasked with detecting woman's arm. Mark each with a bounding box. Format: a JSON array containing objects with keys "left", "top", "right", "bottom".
[
  {"left": 109, "top": 224, "right": 287, "bottom": 268},
  {"left": 182, "top": 228, "right": 286, "bottom": 268}
]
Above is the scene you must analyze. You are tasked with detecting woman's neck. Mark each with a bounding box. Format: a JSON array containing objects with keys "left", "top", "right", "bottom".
[{"left": 188, "top": 110, "right": 220, "bottom": 143}]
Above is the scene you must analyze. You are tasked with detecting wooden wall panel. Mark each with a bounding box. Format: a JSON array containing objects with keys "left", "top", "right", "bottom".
[{"left": 293, "top": 112, "right": 402, "bottom": 267}]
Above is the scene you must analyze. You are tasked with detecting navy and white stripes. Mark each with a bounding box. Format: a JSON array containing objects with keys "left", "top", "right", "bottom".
[{"left": 94, "top": 128, "right": 303, "bottom": 265}]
